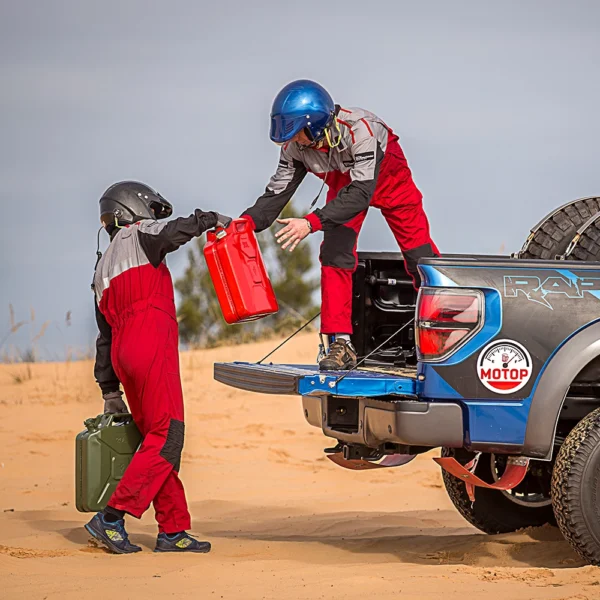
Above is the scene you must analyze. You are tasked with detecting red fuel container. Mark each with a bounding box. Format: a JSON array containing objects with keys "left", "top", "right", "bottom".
[{"left": 204, "top": 219, "right": 279, "bottom": 324}]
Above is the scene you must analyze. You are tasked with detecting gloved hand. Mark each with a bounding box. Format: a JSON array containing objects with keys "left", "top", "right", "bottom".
[
  {"left": 103, "top": 390, "right": 129, "bottom": 414},
  {"left": 215, "top": 213, "right": 233, "bottom": 229}
]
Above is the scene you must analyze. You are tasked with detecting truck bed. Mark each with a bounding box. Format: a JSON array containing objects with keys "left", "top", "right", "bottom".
[{"left": 214, "top": 362, "right": 417, "bottom": 398}]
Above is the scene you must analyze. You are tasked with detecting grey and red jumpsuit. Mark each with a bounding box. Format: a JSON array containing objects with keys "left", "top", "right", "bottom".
[
  {"left": 242, "top": 105, "right": 439, "bottom": 335},
  {"left": 93, "top": 210, "right": 218, "bottom": 533}
]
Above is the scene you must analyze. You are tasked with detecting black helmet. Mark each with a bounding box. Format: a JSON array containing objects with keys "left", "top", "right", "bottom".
[{"left": 99, "top": 181, "right": 173, "bottom": 226}]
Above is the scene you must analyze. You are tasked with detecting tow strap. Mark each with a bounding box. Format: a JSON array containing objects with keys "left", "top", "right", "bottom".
[{"left": 434, "top": 455, "right": 530, "bottom": 502}]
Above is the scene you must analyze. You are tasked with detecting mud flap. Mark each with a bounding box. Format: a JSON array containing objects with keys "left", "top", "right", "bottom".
[
  {"left": 433, "top": 456, "right": 530, "bottom": 502},
  {"left": 327, "top": 452, "right": 417, "bottom": 471}
]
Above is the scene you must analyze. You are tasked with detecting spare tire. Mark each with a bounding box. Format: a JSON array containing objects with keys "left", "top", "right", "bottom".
[
  {"left": 518, "top": 196, "right": 600, "bottom": 260},
  {"left": 564, "top": 211, "right": 600, "bottom": 261}
]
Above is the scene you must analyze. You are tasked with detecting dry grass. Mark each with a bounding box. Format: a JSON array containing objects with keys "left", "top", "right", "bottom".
[
  {"left": 0, "top": 305, "right": 75, "bottom": 364},
  {"left": 10, "top": 364, "right": 32, "bottom": 384}
]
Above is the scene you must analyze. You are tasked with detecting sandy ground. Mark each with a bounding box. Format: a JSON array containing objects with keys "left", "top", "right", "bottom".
[{"left": 1, "top": 333, "right": 599, "bottom": 599}]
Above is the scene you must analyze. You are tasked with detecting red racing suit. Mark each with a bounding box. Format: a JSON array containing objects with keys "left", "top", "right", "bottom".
[
  {"left": 241, "top": 105, "right": 439, "bottom": 334},
  {"left": 93, "top": 210, "right": 218, "bottom": 533}
]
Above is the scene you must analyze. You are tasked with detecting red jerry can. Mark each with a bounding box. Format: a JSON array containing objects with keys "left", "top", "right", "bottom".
[{"left": 204, "top": 219, "right": 279, "bottom": 324}]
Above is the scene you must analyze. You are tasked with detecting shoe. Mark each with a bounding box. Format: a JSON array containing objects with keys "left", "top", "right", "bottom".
[
  {"left": 85, "top": 512, "right": 141, "bottom": 554},
  {"left": 154, "top": 532, "right": 211, "bottom": 553},
  {"left": 319, "top": 339, "right": 357, "bottom": 371}
]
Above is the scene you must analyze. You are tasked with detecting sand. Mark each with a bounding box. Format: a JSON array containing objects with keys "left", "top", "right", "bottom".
[{"left": 1, "top": 333, "right": 598, "bottom": 599}]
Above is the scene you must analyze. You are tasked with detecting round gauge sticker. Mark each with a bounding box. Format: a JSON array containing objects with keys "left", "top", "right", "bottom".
[{"left": 477, "top": 339, "right": 533, "bottom": 394}]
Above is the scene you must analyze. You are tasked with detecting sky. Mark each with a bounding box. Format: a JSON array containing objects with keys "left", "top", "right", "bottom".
[{"left": 1, "top": 0, "right": 599, "bottom": 359}]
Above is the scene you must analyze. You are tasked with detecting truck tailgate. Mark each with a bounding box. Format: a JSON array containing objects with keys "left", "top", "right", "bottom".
[{"left": 214, "top": 362, "right": 417, "bottom": 398}]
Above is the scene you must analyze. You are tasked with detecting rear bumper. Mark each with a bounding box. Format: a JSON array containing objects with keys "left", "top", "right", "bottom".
[
  {"left": 302, "top": 395, "right": 464, "bottom": 449},
  {"left": 213, "top": 361, "right": 463, "bottom": 449}
]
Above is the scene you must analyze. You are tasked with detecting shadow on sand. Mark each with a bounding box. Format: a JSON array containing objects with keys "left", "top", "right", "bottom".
[{"left": 15, "top": 502, "right": 584, "bottom": 568}]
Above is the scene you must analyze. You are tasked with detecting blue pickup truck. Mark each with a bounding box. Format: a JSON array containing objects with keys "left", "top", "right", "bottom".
[{"left": 214, "top": 196, "right": 600, "bottom": 566}]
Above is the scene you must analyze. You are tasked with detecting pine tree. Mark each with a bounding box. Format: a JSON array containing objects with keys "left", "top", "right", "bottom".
[{"left": 175, "top": 202, "right": 319, "bottom": 347}]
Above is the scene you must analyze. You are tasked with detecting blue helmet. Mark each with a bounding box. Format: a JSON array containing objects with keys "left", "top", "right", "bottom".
[{"left": 270, "top": 80, "right": 335, "bottom": 144}]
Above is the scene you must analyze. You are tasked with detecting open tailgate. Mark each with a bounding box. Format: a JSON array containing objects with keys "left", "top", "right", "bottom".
[{"left": 214, "top": 362, "right": 417, "bottom": 398}]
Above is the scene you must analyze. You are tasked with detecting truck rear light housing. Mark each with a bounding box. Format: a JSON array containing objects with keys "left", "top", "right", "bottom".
[{"left": 416, "top": 288, "right": 483, "bottom": 361}]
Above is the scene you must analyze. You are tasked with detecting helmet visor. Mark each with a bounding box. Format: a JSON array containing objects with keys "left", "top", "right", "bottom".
[
  {"left": 149, "top": 193, "right": 173, "bottom": 220},
  {"left": 270, "top": 114, "right": 306, "bottom": 144}
]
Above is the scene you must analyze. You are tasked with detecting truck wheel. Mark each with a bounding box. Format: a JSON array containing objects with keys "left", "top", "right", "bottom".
[
  {"left": 519, "top": 197, "right": 600, "bottom": 260},
  {"left": 552, "top": 408, "right": 600, "bottom": 565},
  {"left": 441, "top": 448, "right": 555, "bottom": 534}
]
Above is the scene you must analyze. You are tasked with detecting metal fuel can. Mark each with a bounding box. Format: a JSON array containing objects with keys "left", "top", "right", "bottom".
[{"left": 75, "top": 412, "right": 142, "bottom": 512}]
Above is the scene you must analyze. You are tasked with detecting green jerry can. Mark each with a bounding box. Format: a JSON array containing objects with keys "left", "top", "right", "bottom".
[{"left": 75, "top": 412, "right": 142, "bottom": 513}]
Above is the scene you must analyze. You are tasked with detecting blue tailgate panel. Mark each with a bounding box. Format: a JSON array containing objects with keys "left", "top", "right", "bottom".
[
  {"left": 298, "top": 367, "right": 417, "bottom": 397},
  {"left": 214, "top": 362, "right": 417, "bottom": 398}
]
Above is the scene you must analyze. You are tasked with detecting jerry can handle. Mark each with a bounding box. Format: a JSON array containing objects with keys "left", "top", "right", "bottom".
[
  {"left": 235, "top": 219, "right": 250, "bottom": 233},
  {"left": 214, "top": 218, "right": 251, "bottom": 240},
  {"left": 101, "top": 412, "right": 133, "bottom": 428},
  {"left": 85, "top": 412, "right": 133, "bottom": 432}
]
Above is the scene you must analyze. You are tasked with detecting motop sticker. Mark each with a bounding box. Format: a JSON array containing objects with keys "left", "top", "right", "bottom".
[{"left": 477, "top": 339, "right": 533, "bottom": 394}]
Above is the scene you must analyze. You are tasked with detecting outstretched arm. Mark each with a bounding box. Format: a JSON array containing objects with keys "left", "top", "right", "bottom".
[{"left": 137, "top": 210, "right": 219, "bottom": 268}]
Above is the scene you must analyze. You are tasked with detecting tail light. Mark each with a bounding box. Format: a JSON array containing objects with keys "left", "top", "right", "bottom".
[{"left": 416, "top": 288, "right": 483, "bottom": 361}]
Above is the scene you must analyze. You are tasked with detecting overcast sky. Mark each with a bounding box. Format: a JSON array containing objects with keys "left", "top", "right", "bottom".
[{"left": 1, "top": 0, "right": 599, "bottom": 358}]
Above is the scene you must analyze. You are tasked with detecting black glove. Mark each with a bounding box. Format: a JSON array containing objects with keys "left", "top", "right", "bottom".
[
  {"left": 215, "top": 213, "right": 233, "bottom": 229},
  {"left": 103, "top": 390, "right": 128, "bottom": 414}
]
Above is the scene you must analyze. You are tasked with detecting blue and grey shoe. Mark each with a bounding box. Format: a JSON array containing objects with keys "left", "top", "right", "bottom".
[
  {"left": 154, "top": 532, "right": 211, "bottom": 553},
  {"left": 85, "top": 512, "right": 142, "bottom": 554}
]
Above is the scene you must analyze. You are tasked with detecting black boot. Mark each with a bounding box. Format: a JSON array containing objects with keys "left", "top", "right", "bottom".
[{"left": 319, "top": 339, "right": 357, "bottom": 371}]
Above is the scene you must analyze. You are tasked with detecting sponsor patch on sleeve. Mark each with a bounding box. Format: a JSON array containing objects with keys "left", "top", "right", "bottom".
[{"left": 354, "top": 151, "right": 375, "bottom": 163}]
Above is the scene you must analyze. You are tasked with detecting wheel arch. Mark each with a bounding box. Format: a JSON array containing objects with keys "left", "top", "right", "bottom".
[{"left": 524, "top": 321, "right": 600, "bottom": 460}]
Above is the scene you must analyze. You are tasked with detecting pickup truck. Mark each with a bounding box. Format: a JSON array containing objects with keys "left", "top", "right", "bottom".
[{"left": 214, "top": 196, "right": 600, "bottom": 566}]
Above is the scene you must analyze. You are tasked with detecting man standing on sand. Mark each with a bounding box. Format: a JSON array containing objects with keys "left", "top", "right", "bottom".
[
  {"left": 87, "top": 181, "right": 231, "bottom": 554},
  {"left": 240, "top": 80, "right": 439, "bottom": 371}
]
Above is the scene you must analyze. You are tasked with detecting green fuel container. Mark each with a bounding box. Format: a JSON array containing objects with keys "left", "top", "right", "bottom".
[{"left": 75, "top": 412, "right": 142, "bottom": 513}]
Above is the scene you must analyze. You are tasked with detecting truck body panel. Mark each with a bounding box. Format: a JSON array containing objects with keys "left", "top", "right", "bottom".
[
  {"left": 213, "top": 252, "right": 600, "bottom": 460},
  {"left": 419, "top": 258, "right": 600, "bottom": 457}
]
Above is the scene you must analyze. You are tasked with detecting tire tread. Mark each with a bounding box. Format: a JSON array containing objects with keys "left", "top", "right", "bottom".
[
  {"left": 442, "top": 449, "right": 554, "bottom": 534},
  {"left": 552, "top": 407, "right": 600, "bottom": 565},
  {"left": 520, "top": 199, "right": 600, "bottom": 260}
]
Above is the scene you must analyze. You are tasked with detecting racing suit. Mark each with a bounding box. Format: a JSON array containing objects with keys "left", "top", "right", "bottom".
[
  {"left": 241, "top": 105, "right": 439, "bottom": 334},
  {"left": 93, "top": 210, "right": 218, "bottom": 533}
]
